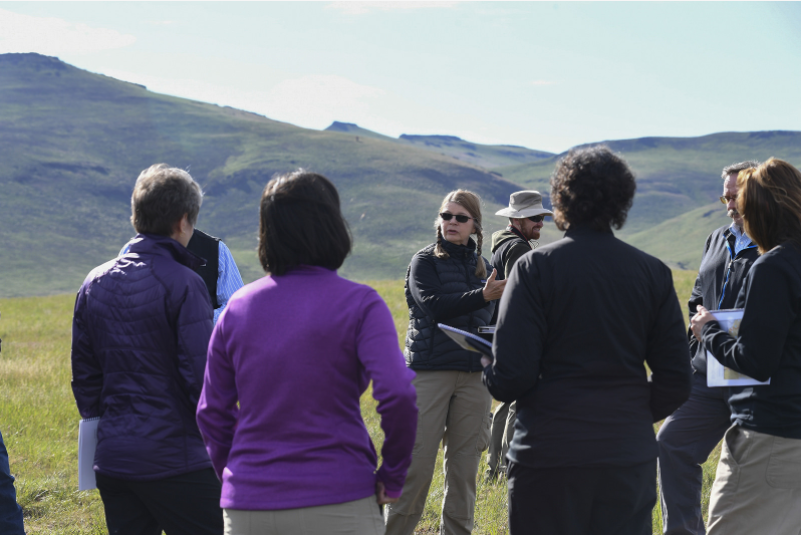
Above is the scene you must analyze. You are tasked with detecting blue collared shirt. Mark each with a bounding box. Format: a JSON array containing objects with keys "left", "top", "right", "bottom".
[
  {"left": 119, "top": 239, "right": 244, "bottom": 324},
  {"left": 729, "top": 223, "right": 752, "bottom": 255}
]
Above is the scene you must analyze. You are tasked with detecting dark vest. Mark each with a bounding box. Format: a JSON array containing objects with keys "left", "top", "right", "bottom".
[
  {"left": 186, "top": 229, "right": 220, "bottom": 309},
  {"left": 404, "top": 240, "right": 495, "bottom": 372}
]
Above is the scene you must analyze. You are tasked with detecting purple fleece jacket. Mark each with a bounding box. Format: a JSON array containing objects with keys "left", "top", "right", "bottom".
[{"left": 196, "top": 266, "right": 418, "bottom": 510}]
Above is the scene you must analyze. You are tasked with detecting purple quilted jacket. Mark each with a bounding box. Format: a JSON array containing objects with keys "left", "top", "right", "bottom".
[{"left": 71, "top": 233, "right": 214, "bottom": 481}]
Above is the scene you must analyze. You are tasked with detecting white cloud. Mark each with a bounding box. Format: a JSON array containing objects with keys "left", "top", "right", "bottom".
[
  {"left": 0, "top": 8, "right": 136, "bottom": 55},
  {"left": 327, "top": 1, "right": 460, "bottom": 15},
  {"left": 531, "top": 80, "right": 557, "bottom": 86}
]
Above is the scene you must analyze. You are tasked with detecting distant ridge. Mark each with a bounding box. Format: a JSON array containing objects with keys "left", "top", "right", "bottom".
[{"left": 325, "top": 121, "right": 555, "bottom": 169}]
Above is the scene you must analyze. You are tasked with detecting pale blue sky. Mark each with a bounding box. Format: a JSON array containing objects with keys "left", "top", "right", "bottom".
[{"left": 2, "top": 2, "right": 800, "bottom": 152}]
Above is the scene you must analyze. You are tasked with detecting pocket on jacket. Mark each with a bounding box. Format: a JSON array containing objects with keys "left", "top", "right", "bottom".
[{"left": 766, "top": 435, "right": 801, "bottom": 490}]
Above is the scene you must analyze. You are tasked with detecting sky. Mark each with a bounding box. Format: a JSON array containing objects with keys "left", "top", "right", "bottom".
[{"left": 1, "top": 1, "right": 800, "bottom": 153}]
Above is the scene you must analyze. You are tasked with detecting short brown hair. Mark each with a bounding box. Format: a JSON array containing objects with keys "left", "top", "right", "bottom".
[
  {"left": 738, "top": 158, "right": 801, "bottom": 254},
  {"left": 258, "top": 170, "right": 351, "bottom": 276},
  {"left": 433, "top": 189, "right": 487, "bottom": 279},
  {"left": 131, "top": 163, "right": 202, "bottom": 235},
  {"left": 550, "top": 146, "right": 636, "bottom": 231}
]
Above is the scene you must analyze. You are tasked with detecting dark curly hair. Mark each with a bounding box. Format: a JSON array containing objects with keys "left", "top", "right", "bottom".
[{"left": 550, "top": 145, "right": 636, "bottom": 231}]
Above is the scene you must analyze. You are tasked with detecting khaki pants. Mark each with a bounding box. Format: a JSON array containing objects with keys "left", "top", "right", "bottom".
[
  {"left": 486, "top": 400, "right": 516, "bottom": 478},
  {"left": 385, "top": 370, "right": 492, "bottom": 535},
  {"left": 707, "top": 425, "right": 801, "bottom": 535},
  {"left": 224, "top": 496, "right": 384, "bottom": 535}
]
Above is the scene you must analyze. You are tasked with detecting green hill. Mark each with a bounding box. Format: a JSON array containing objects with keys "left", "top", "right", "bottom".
[
  {"left": 3, "top": 52, "right": 801, "bottom": 297},
  {"left": 0, "top": 53, "right": 531, "bottom": 297},
  {"left": 497, "top": 132, "right": 801, "bottom": 267}
]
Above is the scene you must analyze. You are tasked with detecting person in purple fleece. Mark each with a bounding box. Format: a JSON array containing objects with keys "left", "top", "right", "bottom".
[
  {"left": 196, "top": 170, "right": 418, "bottom": 535},
  {"left": 71, "top": 164, "right": 222, "bottom": 535}
]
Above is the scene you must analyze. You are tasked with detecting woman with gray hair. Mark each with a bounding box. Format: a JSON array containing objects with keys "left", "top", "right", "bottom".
[{"left": 71, "top": 163, "right": 223, "bottom": 535}]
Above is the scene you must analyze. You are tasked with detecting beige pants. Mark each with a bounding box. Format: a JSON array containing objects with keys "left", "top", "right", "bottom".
[
  {"left": 385, "top": 370, "right": 492, "bottom": 535},
  {"left": 224, "top": 496, "right": 384, "bottom": 535},
  {"left": 707, "top": 425, "right": 801, "bottom": 535},
  {"left": 486, "top": 400, "right": 516, "bottom": 477}
]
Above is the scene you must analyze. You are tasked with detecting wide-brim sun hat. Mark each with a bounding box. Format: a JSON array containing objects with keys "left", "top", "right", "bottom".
[{"left": 495, "top": 190, "right": 554, "bottom": 218}]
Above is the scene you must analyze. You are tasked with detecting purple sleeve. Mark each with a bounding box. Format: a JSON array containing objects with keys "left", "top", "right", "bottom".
[
  {"left": 71, "top": 286, "right": 103, "bottom": 418},
  {"left": 196, "top": 316, "right": 239, "bottom": 480},
  {"left": 356, "top": 290, "right": 418, "bottom": 498}
]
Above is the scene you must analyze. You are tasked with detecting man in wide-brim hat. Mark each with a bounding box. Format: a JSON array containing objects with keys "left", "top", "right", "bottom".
[{"left": 485, "top": 190, "right": 553, "bottom": 480}]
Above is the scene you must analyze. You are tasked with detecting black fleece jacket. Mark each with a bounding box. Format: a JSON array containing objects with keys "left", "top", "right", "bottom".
[
  {"left": 689, "top": 225, "right": 759, "bottom": 374},
  {"left": 483, "top": 227, "right": 692, "bottom": 468},
  {"left": 701, "top": 241, "right": 801, "bottom": 439}
]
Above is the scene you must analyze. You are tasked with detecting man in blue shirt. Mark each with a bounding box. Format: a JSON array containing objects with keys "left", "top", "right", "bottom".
[
  {"left": 656, "top": 160, "right": 761, "bottom": 535},
  {"left": 120, "top": 229, "right": 244, "bottom": 324}
]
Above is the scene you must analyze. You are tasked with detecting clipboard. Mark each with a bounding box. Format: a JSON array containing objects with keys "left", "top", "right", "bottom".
[
  {"left": 706, "top": 309, "right": 771, "bottom": 387},
  {"left": 78, "top": 417, "right": 100, "bottom": 491},
  {"left": 438, "top": 324, "right": 493, "bottom": 358}
]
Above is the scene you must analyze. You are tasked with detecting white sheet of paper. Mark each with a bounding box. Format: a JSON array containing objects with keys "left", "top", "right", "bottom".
[
  {"left": 706, "top": 309, "right": 771, "bottom": 387},
  {"left": 78, "top": 417, "right": 100, "bottom": 491}
]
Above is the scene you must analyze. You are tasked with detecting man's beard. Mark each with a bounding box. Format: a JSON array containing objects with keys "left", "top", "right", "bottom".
[{"left": 728, "top": 209, "right": 744, "bottom": 230}]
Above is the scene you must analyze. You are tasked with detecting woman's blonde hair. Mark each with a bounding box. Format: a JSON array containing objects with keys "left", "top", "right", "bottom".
[
  {"left": 433, "top": 189, "right": 487, "bottom": 279},
  {"left": 738, "top": 158, "right": 801, "bottom": 254}
]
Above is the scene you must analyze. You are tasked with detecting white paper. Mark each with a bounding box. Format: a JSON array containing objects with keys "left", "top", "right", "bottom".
[
  {"left": 78, "top": 417, "right": 100, "bottom": 491},
  {"left": 706, "top": 309, "right": 771, "bottom": 387}
]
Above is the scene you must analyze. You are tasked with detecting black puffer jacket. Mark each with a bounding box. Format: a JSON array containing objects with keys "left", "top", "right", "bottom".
[{"left": 404, "top": 237, "right": 496, "bottom": 372}]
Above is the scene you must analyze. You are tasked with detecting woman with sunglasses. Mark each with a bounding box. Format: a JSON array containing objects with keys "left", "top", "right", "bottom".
[{"left": 385, "top": 190, "right": 505, "bottom": 535}]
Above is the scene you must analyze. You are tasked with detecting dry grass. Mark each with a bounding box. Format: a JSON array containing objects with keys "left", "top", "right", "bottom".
[{"left": 0, "top": 270, "right": 716, "bottom": 534}]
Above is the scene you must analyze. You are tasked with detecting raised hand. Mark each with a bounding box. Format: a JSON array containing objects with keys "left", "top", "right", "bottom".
[{"left": 482, "top": 268, "right": 507, "bottom": 302}]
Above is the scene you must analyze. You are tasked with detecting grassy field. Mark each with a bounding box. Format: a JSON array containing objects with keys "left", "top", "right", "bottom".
[{"left": 0, "top": 271, "right": 716, "bottom": 534}]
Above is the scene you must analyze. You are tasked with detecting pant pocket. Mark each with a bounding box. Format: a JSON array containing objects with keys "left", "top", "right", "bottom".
[
  {"left": 714, "top": 426, "right": 743, "bottom": 495},
  {"left": 475, "top": 409, "right": 492, "bottom": 454},
  {"left": 765, "top": 436, "right": 801, "bottom": 490}
]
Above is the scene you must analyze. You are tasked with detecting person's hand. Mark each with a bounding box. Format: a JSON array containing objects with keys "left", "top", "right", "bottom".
[
  {"left": 480, "top": 355, "right": 492, "bottom": 368},
  {"left": 482, "top": 269, "right": 507, "bottom": 301},
  {"left": 690, "top": 305, "right": 716, "bottom": 342},
  {"left": 376, "top": 481, "right": 399, "bottom": 505}
]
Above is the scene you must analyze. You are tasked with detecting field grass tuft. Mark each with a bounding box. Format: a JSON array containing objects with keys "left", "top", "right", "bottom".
[{"left": 0, "top": 272, "right": 717, "bottom": 534}]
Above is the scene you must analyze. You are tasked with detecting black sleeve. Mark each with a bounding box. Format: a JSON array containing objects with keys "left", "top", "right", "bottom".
[
  {"left": 701, "top": 260, "right": 794, "bottom": 382},
  {"left": 407, "top": 253, "right": 487, "bottom": 323},
  {"left": 483, "top": 256, "right": 545, "bottom": 402},
  {"left": 646, "top": 268, "right": 693, "bottom": 422},
  {"left": 687, "top": 233, "right": 712, "bottom": 355}
]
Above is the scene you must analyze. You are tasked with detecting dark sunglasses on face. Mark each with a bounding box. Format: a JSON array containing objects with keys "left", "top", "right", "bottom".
[
  {"left": 440, "top": 212, "right": 474, "bottom": 223},
  {"left": 720, "top": 195, "right": 736, "bottom": 205},
  {"left": 527, "top": 215, "right": 546, "bottom": 223}
]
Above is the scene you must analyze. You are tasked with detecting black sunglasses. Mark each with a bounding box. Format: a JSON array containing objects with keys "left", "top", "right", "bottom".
[
  {"left": 527, "top": 215, "right": 546, "bottom": 223},
  {"left": 440, "top": 212, "right": 474, "bottom": 223}
]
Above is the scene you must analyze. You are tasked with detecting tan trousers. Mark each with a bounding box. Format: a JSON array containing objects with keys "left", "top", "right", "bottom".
[
  {"left": 707, "top": 425, "right": 801, "bottom": 535},
  {"left": 385, "top": 370, "right": 492, "bottom": 535},
  {"left": 224, "top": 496, "right": 384, "bottom": 535},
  {"left": 486, "top": 400, "right": 516, "bottom": 478}
]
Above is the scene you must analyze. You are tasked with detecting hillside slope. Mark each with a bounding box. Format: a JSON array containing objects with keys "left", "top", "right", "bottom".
[
  {"left": 0, "top": 53, "right": 530, "bottom": 297},
  {"left": 496, "top": 132, "right": 801, "bottom": 268}
]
